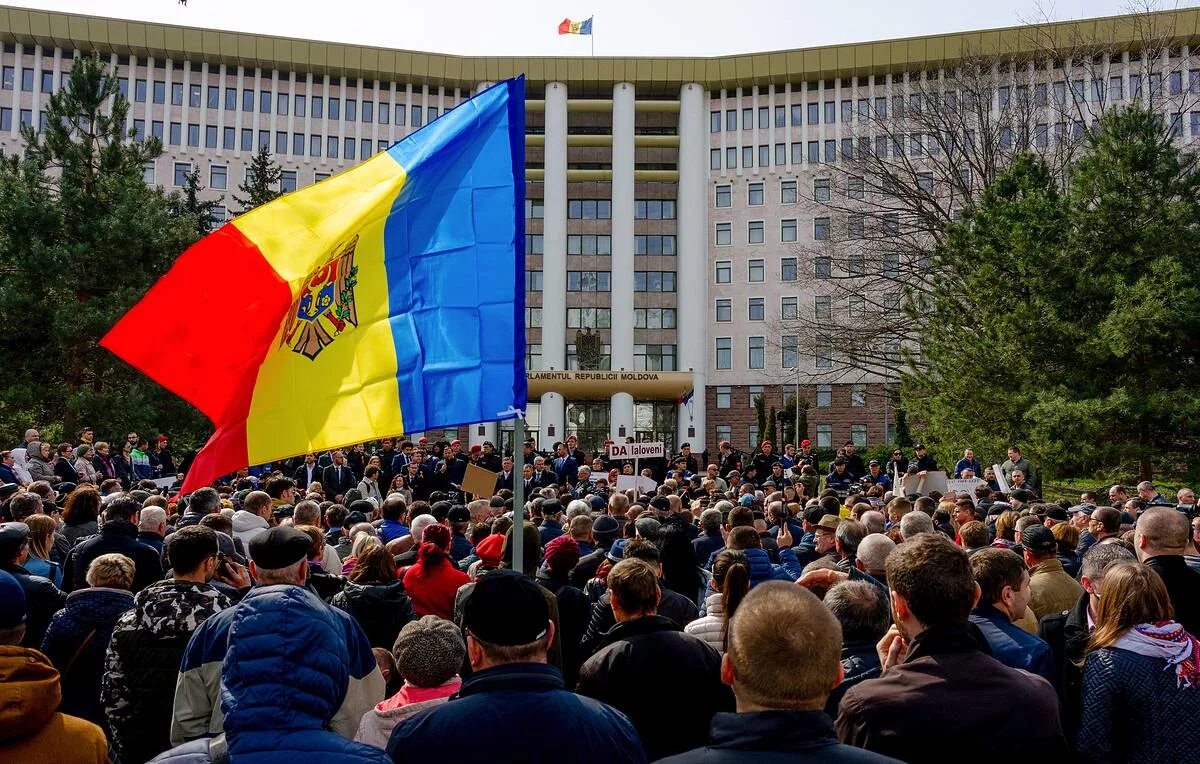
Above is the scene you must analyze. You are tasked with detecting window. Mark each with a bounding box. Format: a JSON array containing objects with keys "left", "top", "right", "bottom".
[
  {"left": 526, "top": 307, "right": 543, "bottom": 328},
  {"left": 715, "top": 425, "right": 732, "bottom": 445},
  {"left": 362, "top": 101, "right": 374, "bottom": 123},
  {"left": 20, "top": 68, "right": 33, "bottom": 92},
  {"left": 142, "top": 162, "right": 155, "bottom": 185},
  {"left": 749, "top": 426, "right": 760, "bottom": 449},
  {"left": 710, "top": 110, "right": 721, "bottom": 132},
  {"left": 747, "top": 182, "right": 764, "bottom": 206},
  {"left": 742, "top": 107, "right": 752, "bottom": 129},
  {"left": 1109, "top": 76, "right": 1123, "bottom": 101},
  {"left": 743, "top": 146, "right": 754, "bottom": 168},
  {"left": 17, "top": 109, "right": 29, "bottom": 129},
  {"left": 525, "top": 271, "right": 543, "bottom": 291},
  {"left": 791, "top": 142, "right": 803, "bottom": 164},
  {"left": 816, "top": 385, "right": 832, "bottom": 407},
  {"left": 781, "top": 180, "right": 797, "bottom": 204},
  {"left": 568, "top": 199, "right": 612, "bottom": 219},
  {"left": 526, "top": 344, "right": 542, "bottom": 368},
  {"left": 275, "top": 131, "right": 286, "bottom": 154},
  {"left": 635, "top": 344, "right": 676, "bottom": 371},
  {"left": 169, "top": 122, "right": 181, "bottom": 145},
  {"left": 808, "top": 102, "right": 820, "bottom": 124},
  {"left": 152, "top": 121, "right": 164, "bottom": 140},
  {"left": 133, "top": 119, "right": 145, "bottom": 141},
  {"left": 748, "top": 259, "right": 765, "bottom": 282},
  {"left": 186, "top": 123, "right": 199, "bottom": 147},
  {"left": 781, "top": 296, "right": 798, "bottom": 319},
  {"left": 635, "top": 199, "right": 675, "bottom": 219},
  {"left": 775, "top": 143, "right": 786, "bottom": 165},
  {"left": 847, "top": 175, "right": 865, "bottom": 199},
  {"left": 223, "top": 127, "right": 235, "bottom": 150},
  {"left": 310, "top": 134, "right": 321, "bottom": 156},
  {"left": 849, "top": 424, "right": 867, "bottom": 448},
  {"left": 791, "top": 103, "right": 803, "bottom": 125},
  {"left": 716, "top": 386, "right": 731, "bottom": 409},
  {"left": 715, "top": 223, "right": 732, "bottom": 246},
  {"left": 524, "top": 234, "right": 543, "bottom": 254},
  {"left": 726, "top": 109, "right": 737, "bottom": 131},
  {"left": 848, "top": 216, "right": 865, "bottom": 242},
  {"left": 851, "top": 384, "right": 867, "bottom": 407},
  {"left": 824, "top": 140, "right": 837, "bottom": 163},
  {"left": 781, "top": 219, "right": 797, "bottom": 243},
  {"left": 715, "top": 260, "right": 732, "bottom": 283},
  {"left": 758, "top": 106, "right": 769, "bottom": 129},
  {"left": 0, "top": 108, "right": 9, "bottom": 131},
  {"left": 815, "top": 294, "right": 832, "bottom": 320},
  {"left": 634, "top": 308, "right": 676, "bottom": 329},
  {"left": 189, "top": 84, "right": 201, "bottom": 108},
  {"left": 748, "top": 386, "right": 764, "bottom": 408},
  {"left": 313, "top": 96, "right": 324, "bottom": 119},
  {"left": 715, "top": 299, "right": 732, "bottom": 322},
  {"left": 824, "top": 101, "right": 836, "bottom": 123},
  {"left": 815, "top": 424, "right": 832, "bottom": 448},
  {"left": 40, "top": 70, "right": 54, "bottom": 93},
  {"left": 841, "top": 99, "right": 853, "bottom": 122},
  {"left": 748, "top": 297, "right": 765, "bottom": 321},
  {"left": 748, "top": 337, "right": 765, "bottom": 369},
  {"left": 848, "top": 295, "right": 865, "bottom": 316},
  {"left": 344, "top": 99, "right": 358, "bottom": 121},
  {"left": 173, "top": 162, "right": 191, "bottom": 186},
  {"left": 815, "top": 256, "right": 831, "bottom": 279},
  {"left": 566, "top": 235, "right": 612, "bottom": 255},
  {"left": 748, "top": 221, "right": 765, "bottom": 244},
  {"left": 782, "top": 335, "right": 798, "bottom": 369},
  {"left": 259, "top": 130, "right": 270, "bottom": 149},
  {"left": 710, "top": 149, "right": 721, "bottom": 170},
  {"left": 715, "top": 338, "right": 732, "bottom": 370},
  {"left": 292, "top": 132, "right": 305, "bottom": 155},
  {"left": 361, "top": 138, "right": 373, "bottom": 158},
  {"left": 758, "top": 145, "right": 770, "bottom": 167},
  {"left": 715, "top": 184, "right": 731, "bottom": 208},
  {"left": 567, "top": 307, "right": 612, "bottom": 328},
  {"left": 240, "top": 128, "right": 252, "bottom": 151},
  {"left": 326, "top": 97, "right": 340, "bottom": 120},
  {"left": 726, "top": 147, "right": 737, "bottom": 168},
  {"left": 210, "top": 165, "right": 227, "bottom": 189},
  {"left": 410, "top": 104, "right": 422, "bottom": 126},
  {"left": 814, "top": 178, "right": 830, "bottom": 201},
  {"left": 378, "top": 102, "right": 389, "bottom": 124},
  {"left": 344, "top": 136, "right": 356, "bottom": 160},
  {"left": 875, "top": 97, "right": 887, "bottom": 118},
  {"left": 814, "top": 218, "right": 829, "bottom": 241},
  {"left": 280, "top": 170, "right": 297, "bottom": 193},
  {"left": 153, "top": 80, "right": 166, "bottom": 104},
  {"left": 816, "top": 336, "right": 833, "bottom": 368},
  {"left": 634, "top": 271, "right": 676, "bottom": 292},
  {"left": 635, "top": 235, "right": 676, "bottom": 255}
]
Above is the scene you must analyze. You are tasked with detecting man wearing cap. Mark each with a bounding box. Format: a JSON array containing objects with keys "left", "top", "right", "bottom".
[
  {"left": 572, "top": 515, "right": 622, "bottom": 588},
  {"left": 62, "top": 494, "right": 163, "bottom": 594},
  {"left": 447, "top": 505, "right": 474, "bottom": 564},
  {"left": 388, "top": 573, "right": 646, "bottom": 763},
  {"left": 826, "top": 458, "right": 854, "bottom": 493},
  {"left": 538, "top": 498, "right": 566, "bottom": 546},
  {"left": 171, "top": 526, "right": 384, "bottom": 748},
  {"left": 865, "top": 460, "right": 891, "bottom": 490},
  {"left": 103, "top": 525, "right": 237, "bottom": 764},
  {"left": 795, "top": 439, "right": 820, "bottom": 474},
  {"left": 911, "top": 444, "right": 938, "bottom": 475},
  {"left": 0, "top": 520, "right": 66, "bottom": 648},
  {"left": 0, "top": 568, "right": 110, "bottom": 763},
  {"left": 1022, "top": 524, "right": 1084, "bottom": 621},
  {"left": 751, "top": 442, "right": 780, "bottom": 483}
]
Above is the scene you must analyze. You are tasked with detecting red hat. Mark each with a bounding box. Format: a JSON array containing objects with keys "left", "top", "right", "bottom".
[
  {"left": 719, "top": 440, "right": 731, "bottom": 449},
  {"left": 475, "top": 534, "right": 505, "bottom": 568},
  {"left": 470, "top": 444, "right": 482, "bottom": 453},
  {"left": 543, "top": 535, "right": 581, "bottom": 572},
  {"left": 801, "top": 439, "right": 811, "bottom": 448},
  {"left": 450, "top": 439, "right": 461, "bottom": 447},
  {"left": 760, "top": 440, "right": 773, "bottom": 448},
  {"left": 157, "top": 434, "right": 169, "bottom": 443}
]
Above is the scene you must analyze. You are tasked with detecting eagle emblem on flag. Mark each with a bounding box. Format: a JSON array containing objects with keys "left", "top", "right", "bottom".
[{"left": 280, "top": 235, "right": 360, "bottom": 360}]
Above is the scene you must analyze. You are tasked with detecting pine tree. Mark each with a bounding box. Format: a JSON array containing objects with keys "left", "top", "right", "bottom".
[
  {"left": 233, "top": 144, "right": 282, "bottom": 213},
  {"left": 171, "top": 166, "right": 223, "bottom": 237}
]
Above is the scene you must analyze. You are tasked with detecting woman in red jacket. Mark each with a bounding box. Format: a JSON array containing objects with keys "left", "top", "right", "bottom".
[{"left": 401, "top": 524, "right": 468, "bottom": 620}]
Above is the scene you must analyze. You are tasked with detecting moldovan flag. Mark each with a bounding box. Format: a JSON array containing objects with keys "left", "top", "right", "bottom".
[
  {"left": 102, "top": 77, "right": 527, "bottom": 492},
  {"left": 558, "top": 16, "right": 593, "bottom": 35}
]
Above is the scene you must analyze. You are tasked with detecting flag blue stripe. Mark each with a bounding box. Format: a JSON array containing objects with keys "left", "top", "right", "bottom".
[
  {"left": 382, "top": 77, "right": 526, "bottom": 433},
  {"left": 580, "top": 17, "right": 593, "bottom": 34}
]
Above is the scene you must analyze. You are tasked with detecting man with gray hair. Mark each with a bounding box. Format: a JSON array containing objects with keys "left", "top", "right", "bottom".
[
  {"left": 171, "top": 526, "right": 383, "bottom": 747},
  {"left": 1039, "top": 542, "right": 1136, "bottom": 745},
  {"left": 1136, "top": 480, "right": 1167, "bottom": 505},
  {"left": 137, "top": 505, "right": 168, "bottom": 557},
  {"left": 834, "top": 519, "right": 867, "bottom": 571},
  {"left": 232, "top": 490, "right": 273, "bottom": 547},
  {"left": 693, "top": 508, "right": 725, "bottom": 565},
  {"left": 898, "top": 512, "right": 933, "bottom": 541},
  {"left": 176, "top": 486, "right": 221, "bottom": 528},
  {"left": 855, "top": 533, "right": 896, "bottom": 586},
  {"left": 391, "top": 514, "right": 438, "bottom": 567},
  {"left": 1135, "top": 506, "right": 1200, "bottom": 635},
  {"left": 566, "top": 499, "right": 592, "bottom": 520},
  {"left": 293, "top": 499, "right": 342, "bottom": 572},
  {"left": 860, "top": 510, "right": 886, "bottom": 536},
  {"left": 823, "top": 580, "right": 891, "bottom": 717}
]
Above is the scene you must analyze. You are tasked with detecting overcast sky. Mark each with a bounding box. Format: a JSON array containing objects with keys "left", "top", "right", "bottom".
[{"left": 10, "top": 1, "right": 1200, "bottom": 57}]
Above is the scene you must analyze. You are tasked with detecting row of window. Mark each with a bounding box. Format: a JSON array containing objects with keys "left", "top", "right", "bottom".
[
  {"left": 715, "top": 293, "right": 898, "bottom": 322},
  {"left": 713, "top": 383, "right": 868, "bottom": 409},
  {"left": 522, "top": 233, "right": 677, "bottom": 257},
  {"left": 524, "top": 344, "right": 677, "bottom": 371},
  {"left": 523, "top": 271, "right": 678, "bottom": 293},
  {"left": 714, "top": 335, "right": 899, "bottom": 370},
  {"left": 524, "top": 307, "right": 679, "bottom": 330},
  {"left": 715, "top": 178, "right": 866, "bottom": 208},
  {"left": 565, "top": 199, "right": 677, "bottom": 220},
  {"left": 161, "top": 160, "right": 311, "bottom": 194},
  {"left": 713, "top": 254, "right": 911, "bottom": 284},
  {"left": 715, "top": 422, "right": 867, "bottom": 450}
]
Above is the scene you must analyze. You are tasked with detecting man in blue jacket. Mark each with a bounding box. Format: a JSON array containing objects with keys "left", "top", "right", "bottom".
[
  {"left": 968, "top": 548, "right": 1054, "bottom": 684},
  {"left": 388, "top": 573, "right": 646, "bottom": 763}
]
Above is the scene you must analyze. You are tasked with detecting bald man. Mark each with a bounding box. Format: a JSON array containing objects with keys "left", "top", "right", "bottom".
[{"left": 1135, "top": 507, "right": 1200, "bottom": 636}]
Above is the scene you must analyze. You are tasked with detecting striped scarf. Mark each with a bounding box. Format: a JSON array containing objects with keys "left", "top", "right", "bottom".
[{"left": 1113, "top": 620, "right": 1200, "bottom": 688}]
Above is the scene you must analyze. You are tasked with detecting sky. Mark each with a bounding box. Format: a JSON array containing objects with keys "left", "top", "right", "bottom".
[{"left": 9, "top": 0, "right": 1200, "bottom": 57}]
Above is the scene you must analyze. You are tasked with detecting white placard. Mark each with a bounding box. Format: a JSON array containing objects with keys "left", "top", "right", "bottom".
[
  {"left": 947, "top": 478, "right": 985, "bottom": 500},
  {"left": 606, "top": 442, "right": 665, "bottom": 460},
  {"left": 992, "top": 464, "right": 1010, "bottom": 494},
  {"left": 152, "top": 477, "right": 178, "bottom": 489},
  {"left": 616, "top": 475, "right": 658, "bottom": 493}
]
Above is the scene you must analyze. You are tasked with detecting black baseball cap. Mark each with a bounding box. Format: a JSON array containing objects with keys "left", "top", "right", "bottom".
[
  {"left": 464, "top": 572, "right": 549, "bottom": 646},
  {"left": 1021, "top": 524, "right": 1058, "bottom": 555}
]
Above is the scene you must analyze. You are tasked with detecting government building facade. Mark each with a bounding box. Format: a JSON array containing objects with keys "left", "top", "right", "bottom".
[{"left": 2, "top": 5, "right": 1198, "bottom": 458}]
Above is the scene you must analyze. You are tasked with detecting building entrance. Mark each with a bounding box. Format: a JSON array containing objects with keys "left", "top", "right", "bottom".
[{"left": 566, "top": 401, "right": 610, "bottom": 456}]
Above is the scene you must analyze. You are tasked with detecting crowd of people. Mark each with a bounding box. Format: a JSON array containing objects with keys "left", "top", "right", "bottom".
[{"left": 1, "top": 426, "right": 1198, "bottom": 763}]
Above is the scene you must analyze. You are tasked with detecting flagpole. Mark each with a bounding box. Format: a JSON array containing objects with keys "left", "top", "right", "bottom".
[{"left": 511, "top": 413, "right": 525, "bottom": 574}]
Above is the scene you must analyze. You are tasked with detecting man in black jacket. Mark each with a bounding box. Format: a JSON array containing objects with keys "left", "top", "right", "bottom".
[
  {"left": 1134, "top": 507, "right": 1200, "bottom": 636},
  {"left": 660, "top": 582, "right": 899, "bottom": 763},
  {"left": 836, "top": 533, "right": 1065, "bottom": 760},
  {"left": 63, "top": 495, "right": 163, "bottom": 593},
  {"left": 0, "top": 520, "right": 66, "bottom": 647},
  {"left": 571, "top": 515, "right": 620, "bottom": 588},
  {"left": 321, "top": 450, "right": 356, "bottom": 503},
  {"left": 577, "top": 556, "right": 733, "bottom": 760},
  {"left": 822, "top": 580, "right": 889, "bottom": 718},
  {"left": 1039, "top": 542, "right": 1135, "bottom": 746}
]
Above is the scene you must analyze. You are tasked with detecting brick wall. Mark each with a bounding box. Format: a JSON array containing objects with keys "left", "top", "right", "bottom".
[{"left": 706, "top": 383, "right": 891, "bottom": 451}]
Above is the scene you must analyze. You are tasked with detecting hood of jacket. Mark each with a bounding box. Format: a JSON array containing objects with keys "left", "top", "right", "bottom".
[
  {"left": 123, "top": 579, "right": 231, "bottom": 639},
  {"left": 232, "top": 509, "right": 270, "bottom": 534},
  {"left": 0, "top": 646, "right": 61, "bottom": 743},
  {"left": 338, "top": 579, "right": 408, "bottom": 609}
]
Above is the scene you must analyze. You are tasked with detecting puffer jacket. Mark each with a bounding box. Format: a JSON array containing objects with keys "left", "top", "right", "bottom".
[
  {"left": 0, "top": 645, "right": 110, "bottom": 764},
  {"left": 39, "top": 587, "right": 134, "bottom": 731},
  {"left": 102, "top": 580, "right": 232, "bottom": 764},
  {"left": 825, "top": 640, "right": 882, "bottom": 717},
  {"left": 152, "top": 586, "right": 391, "bottom": 764},
  {"left": 685, "top": 592, "right": 727, "bottom": 653},
  {"left": 743, "top": 547, "right": 803, "bottom": 586},
  {"left": 329, "top": 580, "right": 417, "bottom": 649},
  {"left": 0, "top": 562, "right": 66, "bottom": 649}
]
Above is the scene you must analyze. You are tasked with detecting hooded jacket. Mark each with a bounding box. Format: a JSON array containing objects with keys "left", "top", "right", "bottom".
[
  {"left": 0, "top": 562, "right": 66, "bottom": 649},
  {"left": 24, "top": 442, "right": 57, "bottom": 484},
  {"left": 353, "top": 677, "right": 461, "bottom": 750},
  {"left": 102, "top": 580, "right": 232, "bottom": 764},
  {"left": 0, "top": 646, "right": 110, "bottom": 764},
  {"left": 150, "top": 586, "right": 391, "bottom": 764},
  {"left": 230, "top": 509, "right": 270, "bottom": 548},
  {"left": 171, "top": 583, "right": 384, "bottom": 747},
  {"left": 329, "top": 579, "right": 417, "bottom": 649},
  {"left": 39, "top": 586, "right": 134, "bottom": 730}
]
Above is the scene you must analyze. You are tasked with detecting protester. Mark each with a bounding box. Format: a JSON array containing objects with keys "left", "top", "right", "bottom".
[
  {"left": 968, "top": 548, "right": 1054, "bottom": 683},
  {"left": 836, "top": 533, "right": 1066, "bottom": 759},
  {"left": 22, "top": 514, "right": 64, "bottom": 587},
  {"left": 401, "top": 523, "right": 469, "bottom": 619},
  {"left": 0, "top": 569, "right": 111, "bottom": 763},
  {"left": 59, "top": 487, "right": 101, "bottom": 547},
  {"left": 0, "top": 520, "right": 67, "bottom": 648},
  {"left": 1022, "top": 523, "right": 1084, "bottom": 621},
  {"left": 63, "top": 494, "right": 163, "bottom": 593},
  {"left": 822, "top": 580, "right": 891, "bottom": 717},
  {"left": 330, "top": 545, "right": 417, "bottom": 649},
  {"left": 1076, "top": 561, "right": 1200, "bottom": 763},
  {"left": 576, "top": 557, "right": 734, "bottom": 760},
  {"left": 685, "top": 548, "right": 750, "bottom": 653},
  {"left": 387, "top": 573, "right": 646, "bottom": 763},
  {"left": 1133, "top": 506, "right": 1200, "bottom": 635}
]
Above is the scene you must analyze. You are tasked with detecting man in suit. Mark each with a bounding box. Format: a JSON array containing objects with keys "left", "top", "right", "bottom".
[
  {"left": 321, "top": 450, "right": 356, "bottom": 502},
  {"left": 520, "top": 463, "right": 537, "bottom": 496},
  {"left": 293, "top": 453, "right": 320, "bottom": 489},
  {"left": 532, "top": 456, "right": 556, "bottom": 490},
  {"left": 495, "top": 456, "right": 515, "bottom": 492},
  {"left": 552, "top": 442, "right": 579, "bottom": 487}
]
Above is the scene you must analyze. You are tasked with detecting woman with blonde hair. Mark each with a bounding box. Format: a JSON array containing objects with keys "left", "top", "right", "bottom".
[
  {"left": 991, "top": 510, "right": 1020, "bottom": 549},
  {"left": 24, "top": 514, "right": 64, "bottom": 587},
  {"left": 1077, "top": 561, "right": 1200, "bottom": 762}
]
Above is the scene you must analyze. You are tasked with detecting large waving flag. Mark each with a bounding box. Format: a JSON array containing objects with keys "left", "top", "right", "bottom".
[
  {"left": 558, "top": 16, "right": 593, "bottom": 35},
  {"left": 103, "top": 77, "right": 527, "bottom": 492}
]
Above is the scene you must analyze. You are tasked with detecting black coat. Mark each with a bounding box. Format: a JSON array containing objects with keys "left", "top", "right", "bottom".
[
  {"left": 293, "top": 462, "right": 321, "bottom": 488},
  {"left": 1038, "top": 593, "right": 1090, "bottom": 745},
  {"left": 537, "top": 571, "right": 591, "bottom": 689},
  {"left": 62, "top": 519, "right": 163, "bottom": 593},
  {"left": 580, "top": 586, "right": 699, "bottom": 660},
  {"left": 577, "top": 614, "right": 734, "bottom": 761},
  {"left": 0, "top": 561, "right": 66, "bottom": 648},
  {"left": 1144, "top": 554, "right": 1200, "bottom": 637},
  {"left": 329, "top": 580, "right": 416, "bottom": 649},
  {"left": 322, "top": 463, "right": 357, "bottom": 499},
  {"left": 570, "top": 546, "right": 609, "bottom": 589},
  {"left": 825, "top": 640, "right": 882, "bottom": 718},
  {"left": 658, "top": 710, "right": 901, "bottom": 763},
  {"left": 836, "top": 623, "right": 1066, "bottom": 762}
]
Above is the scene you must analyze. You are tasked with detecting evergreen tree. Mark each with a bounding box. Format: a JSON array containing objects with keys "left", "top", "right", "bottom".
[
  {"left": 171, "top": 166, "right": 223, "bottom": 237},
  {"left": 753, "top": 393, "right": 767, "bottom": 447},
  {"left": 233, "top": 144, "right": 282, "bottom": 212},
  {"left": 0, "top": 55, "right": 207, "bottom": 442},
  {"left": 765, "top": 406, "right": 777, "bottom": 447}
]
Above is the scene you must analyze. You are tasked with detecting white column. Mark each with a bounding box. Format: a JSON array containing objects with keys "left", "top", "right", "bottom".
[
  {"left": 677, "top": 82, "right": 708, "bottom": 452},
  {"left": 610, "top": 81, "right": 636, "bottom": 441},
  {"left": 540, "top": 81, "right": 568, "bottom": 447}
]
